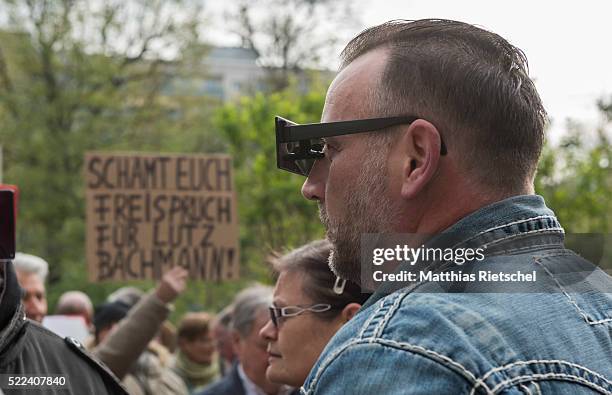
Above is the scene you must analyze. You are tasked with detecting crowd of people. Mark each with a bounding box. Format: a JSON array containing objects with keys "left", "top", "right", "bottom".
[
  {"left": 0, "top": 17, "right": 610, "bottom": 395},
  {"left": 6, "top": 239, "right": 366, "bottom": 395}
]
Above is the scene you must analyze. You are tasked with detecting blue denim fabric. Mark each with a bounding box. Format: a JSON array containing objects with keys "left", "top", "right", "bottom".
[{"left": 301, "top": 195, "right": 612, "bottom": 394}]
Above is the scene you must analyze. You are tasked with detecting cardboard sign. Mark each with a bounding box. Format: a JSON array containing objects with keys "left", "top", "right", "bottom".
[{"left": 85, "top": 153, "right": 239, "bottom": 282}]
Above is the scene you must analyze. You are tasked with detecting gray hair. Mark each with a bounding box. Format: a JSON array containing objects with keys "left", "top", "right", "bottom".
[
  {"left": 269, "top": 240, "right": 371, "bottom": 318},
  {"left": 56, "top": 291, "right": 94, "bottom": 318},
  {"left": 13, "top": 252, "right": 49, "bottom": 282},
  {"left": 214, "top": 303, "right": 234, "bottom": 328},
  {"left": 107, "top": 286, "right": 144, "bottom": 308},
  {"left": 231, "top": 284, "right": 272, "bottom": 338}
]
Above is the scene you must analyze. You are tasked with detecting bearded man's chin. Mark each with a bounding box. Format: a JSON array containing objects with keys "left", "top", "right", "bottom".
[{"left": 327, "top": 246, "right": 362, "bottom": 286}]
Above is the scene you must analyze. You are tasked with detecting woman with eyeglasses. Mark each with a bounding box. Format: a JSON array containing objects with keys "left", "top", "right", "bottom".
[{"left": 259, "top": 239, "right": 371, "bottom": 388}]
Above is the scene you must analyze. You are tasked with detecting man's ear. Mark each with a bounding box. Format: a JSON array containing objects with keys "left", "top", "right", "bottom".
[
  {"left": 398, "top": 119, "right": 443, "bottom": 199},
  {"left": 177, "top": 337, "right": 188, "bottom": 350},
  {"left": 341, "top": 303, "right": 362, "bottom": 322},
  {"left": 231, "top": 330, "right": 241, "bottom": 357}
]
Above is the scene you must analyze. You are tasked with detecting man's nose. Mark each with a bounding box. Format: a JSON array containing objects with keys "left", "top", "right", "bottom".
[
  {"left": 301, "top": 159, "right": 327, "bottom": 202},
  {"left": 32, "top": 299, "right": 45, "bottom": 315},
  {"left": 24, "top": 299, "right": 36, "bottom": 313},
  {"left": 24, "top": 300, "right": 41, "bottom": 320},
  {"left": 259, "top": 319, "right": 277, "bottom": 341}
]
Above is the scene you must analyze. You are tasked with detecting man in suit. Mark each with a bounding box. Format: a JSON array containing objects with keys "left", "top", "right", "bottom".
[{"left": 199, "top": 285, "right": 294, "bottom": 395}]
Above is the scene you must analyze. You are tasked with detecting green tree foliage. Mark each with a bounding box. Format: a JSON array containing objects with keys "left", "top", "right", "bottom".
[
  {"left": 0, "top": 0, "right": 223, "bottom": 308},
  {"left": 170, "top": 83, "right": 331, "bottom": 319},
  {"left": 536, "top": 119, "right": 611, "bottom": 233},
  {"left": 535, "top": 106, "right": 611, "bottom": 273},
  {"left": 214, "top": 81, "right": 327, "bottom": 280}
]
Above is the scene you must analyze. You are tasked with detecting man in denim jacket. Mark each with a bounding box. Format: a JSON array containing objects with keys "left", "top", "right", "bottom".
[{"left": 279, "top": 19, "right": 611, "bottom": 394}]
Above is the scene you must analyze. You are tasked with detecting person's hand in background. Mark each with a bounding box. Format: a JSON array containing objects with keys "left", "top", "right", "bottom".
[{"left": 155, "top": 266, "right": 188, "bottom": 304}]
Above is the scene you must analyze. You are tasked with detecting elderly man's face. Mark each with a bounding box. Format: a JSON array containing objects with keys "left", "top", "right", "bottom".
[
  {"left": 301, "top": 48, "right": 401, "bottom": 285},
  {"left": 233, "top": 309, "right": 281, "bottom": 394},
  {"left": 16, "top": 271, "right": 47, "bottom": 323}
]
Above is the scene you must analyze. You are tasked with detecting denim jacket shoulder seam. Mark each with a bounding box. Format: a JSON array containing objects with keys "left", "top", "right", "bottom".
[
  {"left": 471, "top": 358, "right": 612, "bottom": 394},
  {"left": 491, "top": 241, "right": 564, "bottom": 256},
  {"left": 357, "top": 296, "right": 392, "bottom": 339},
  {"left": 372, "top": 291, "right": 406, "bottom": 339},
  {"left": 374, "top": 338, "right": 484, "bottom": 389},
  {"left": 483, "top": 359, "right": 611, "bottom": 384},
  {"left": 451, "top": 215, "right": 561, "bottom": 248},
  {"left": 490, "top": 372, "right": 611, "bottom": 394},
  {"left": 534, "top": 250, "right": 576, "bottom": 259},
  {"left": 534, "top": 257, "right": 612, "bottom": 326},
  {"left": 357, "top": 292, "right": 405, "bottom": 340},
  {"left": 302, "top": 338, "right": 491, "bottom": 394},
  {"left": 481, "top": 228, "right": 564, "bottom": 250}
]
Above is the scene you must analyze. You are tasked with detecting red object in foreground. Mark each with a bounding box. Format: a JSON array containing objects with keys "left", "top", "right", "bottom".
[
  {"left": 0, "top": 184, "right": 18, "bottom": 259},
  {"left": 0, "top": 184, "right": 19, "bottom": 220}
]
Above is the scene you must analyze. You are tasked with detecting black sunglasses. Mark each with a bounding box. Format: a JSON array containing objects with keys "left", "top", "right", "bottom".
[{"left": 275, "top": 115, "right": 447, "bottom": 176}]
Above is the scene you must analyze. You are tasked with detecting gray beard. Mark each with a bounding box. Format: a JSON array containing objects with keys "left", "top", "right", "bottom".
[
  {"left": 319, "top": 203, "right": 363, "bottom": 284},
  {"left": 318, "top": 154, "right": 399, "bottom": 286}
]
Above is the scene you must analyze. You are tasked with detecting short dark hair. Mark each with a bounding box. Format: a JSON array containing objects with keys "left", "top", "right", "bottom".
[
  {"left": 177, "top": 312, "right": 214, "bottom": 341},
  {"left": 269, "top": 240, "right": 370, "bottom": 320},
  {"left": 93, "top": 301, "right": 130, "bottom": 342},
  {"left": 341, "top": 19, "right": 547, "bottom": 192}
]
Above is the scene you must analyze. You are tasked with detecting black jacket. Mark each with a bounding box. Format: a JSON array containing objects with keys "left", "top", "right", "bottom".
[
  {"left": 197, "top": 363, "right": 300, "bottom": 395},
  {"left": 197, "top": 364, "right": 246, "bottom": 395},
  {"left": 0, "top": 261, "right": 127, "bottom": 394}
]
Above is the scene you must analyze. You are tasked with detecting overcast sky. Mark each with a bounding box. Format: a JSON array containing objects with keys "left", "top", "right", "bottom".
[{"left": 207, "top": 0, "right": 612, "bottom": 141}]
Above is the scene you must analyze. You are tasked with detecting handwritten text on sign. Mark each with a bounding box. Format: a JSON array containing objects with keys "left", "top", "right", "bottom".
[{"left": 85, "top": 153, "right": 239, "bottom": 282}]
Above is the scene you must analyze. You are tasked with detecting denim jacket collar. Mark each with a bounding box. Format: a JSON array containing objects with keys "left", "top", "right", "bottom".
[
  {"left": 362, "top": 194, "right": 564, "bottom": 309},
  {"left": 435, "top": 194, "right": 564, "bottom": 250}
]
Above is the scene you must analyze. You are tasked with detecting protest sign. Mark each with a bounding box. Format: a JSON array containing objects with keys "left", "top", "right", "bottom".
[{"left": 85, "top": 152, "right": 239, "bottom": 282}]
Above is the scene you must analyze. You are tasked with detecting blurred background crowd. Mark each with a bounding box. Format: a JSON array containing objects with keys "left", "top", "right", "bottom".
[{"left": 12, "top": 240, "right": 370, "bottom": 394}]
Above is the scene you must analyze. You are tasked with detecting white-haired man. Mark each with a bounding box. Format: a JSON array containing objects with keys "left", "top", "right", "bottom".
[
  {"left": 13, "top": 252, "right": 48, "bottom": 322},
  {"left": 199, "top": 285, "right": 295, "bottom": 395}
]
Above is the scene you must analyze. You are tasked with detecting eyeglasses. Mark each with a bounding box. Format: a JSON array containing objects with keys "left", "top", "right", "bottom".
[
  {"left": 268, "top": 304, "right": 334, "bottom": 327},
  {"left": 275, "top": 115, "right": 447, "bottom": 176}
]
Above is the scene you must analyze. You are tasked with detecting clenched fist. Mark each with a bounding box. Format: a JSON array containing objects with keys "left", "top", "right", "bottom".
[{"left": 155, "top": 266, "right": 188, "bottom": 304}]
